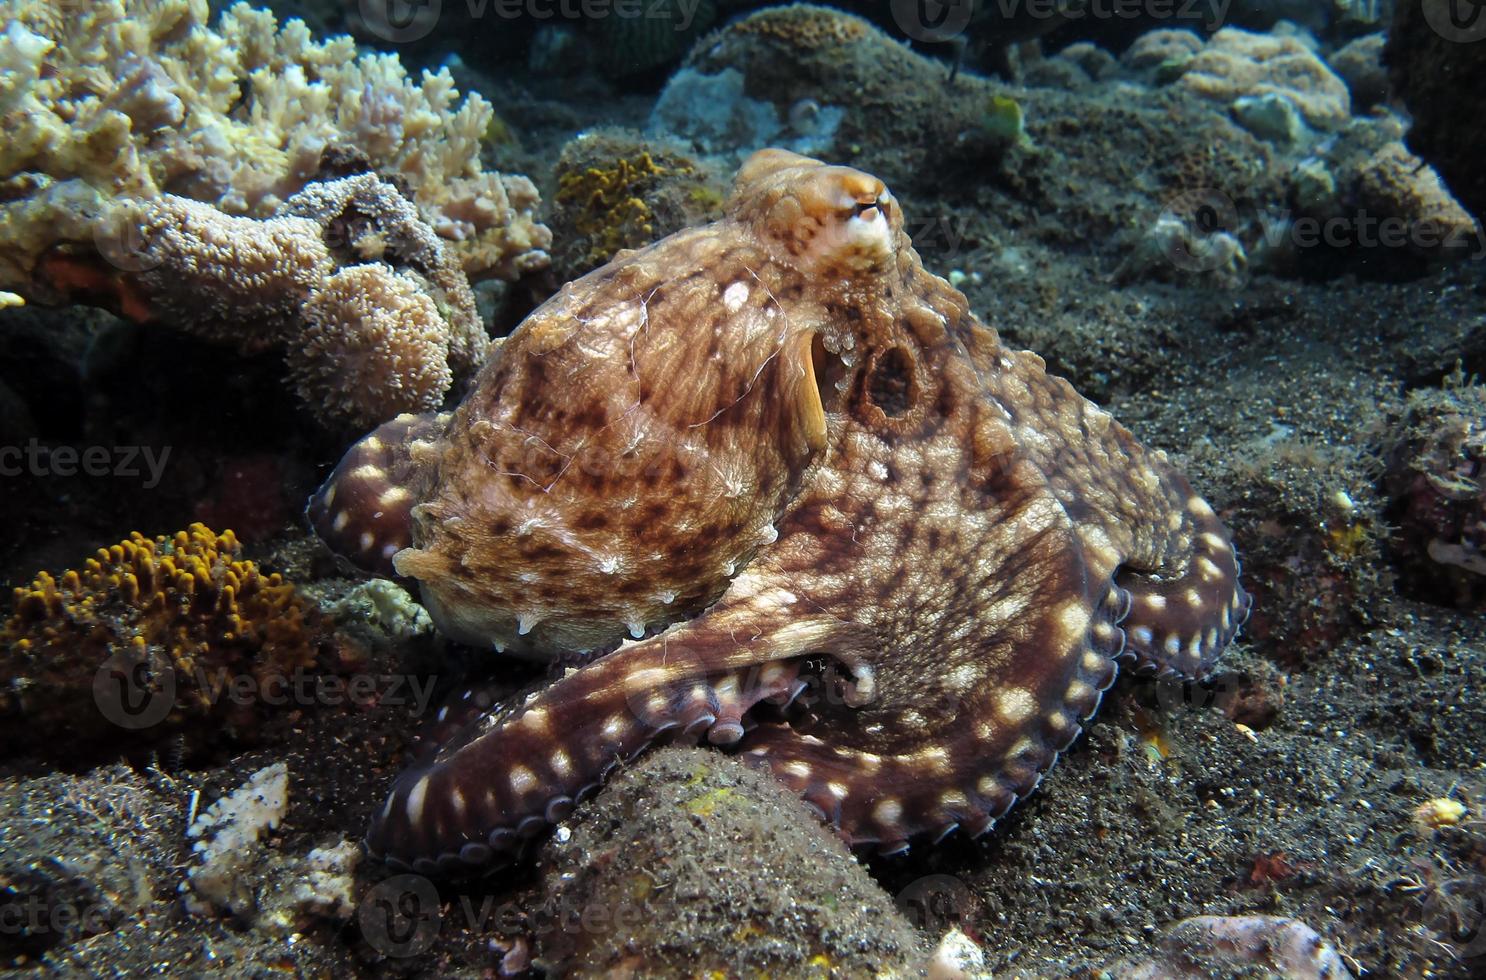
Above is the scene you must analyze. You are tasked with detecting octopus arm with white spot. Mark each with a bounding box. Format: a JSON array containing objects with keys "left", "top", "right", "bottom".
[
  {"left": 967, "top": 342, "right": 1250, "bottom": 680},
  {"left": 363, "top": 573, "right": 869, "bottom": 874}
]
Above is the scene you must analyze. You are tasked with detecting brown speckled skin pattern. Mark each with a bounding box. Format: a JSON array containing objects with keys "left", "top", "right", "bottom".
[{"left": 309, "top": 149, "right": 1249, "bottom": 875}]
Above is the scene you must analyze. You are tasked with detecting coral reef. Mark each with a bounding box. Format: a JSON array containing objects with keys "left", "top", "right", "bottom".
[
  {"left": 33, "top": 171, "right": 487, "bottom": 427},
  {"left": 548, "top": 131, "right": 724, "bottom": 283},
  {"left": 1387, "top": 0, "right": 1486, "bottom": 221},
  {"left": 1383, "top": 383, "right": 1486, "bottom": 611},
  {"left": 0, "top": 0, "right": 550, "bottom": 289},
  {"left": 1259, "top": 116, "right": 1479, "bottom": 278},
  {"left": 1174, "top": 27, "right": 1351, "bottom": 132},
  {"left": 0, "top": 524, "right": 325, "bottom": 757},
  {"left": 663, "top": 4, "right": 1019, "bottom": 190}
]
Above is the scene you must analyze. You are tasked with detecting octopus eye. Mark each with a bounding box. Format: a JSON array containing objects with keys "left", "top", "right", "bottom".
[
  {"left": 848, "top": 196, "right": 888, "bottom": 222},
  {"left": 866, "top": 346, "right": 915, "bottom": 418}
]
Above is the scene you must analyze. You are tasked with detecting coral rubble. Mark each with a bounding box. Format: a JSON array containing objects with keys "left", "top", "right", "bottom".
[{"left": 183, "top": 762, "right": 289, "bottom": 917}]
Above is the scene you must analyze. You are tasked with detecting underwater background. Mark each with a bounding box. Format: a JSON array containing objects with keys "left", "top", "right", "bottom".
[{"left": 0, "top": 0, "right": 1483, "bottom": 976}]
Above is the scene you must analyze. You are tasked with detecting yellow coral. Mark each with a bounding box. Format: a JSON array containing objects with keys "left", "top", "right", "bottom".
[
  {"left": 724, "top": 4, "right": 872, "bottom": 50},
  {"left": 555, "top": 152, "right": 685, "bottom": 271},
  {"left": 0, "top": 524, "right": 324, "bottom": 753}
]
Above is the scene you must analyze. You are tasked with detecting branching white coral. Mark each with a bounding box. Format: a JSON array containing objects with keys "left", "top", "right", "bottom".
[{"left": 0, "top": 0, "right": 549, "bottom": 290}]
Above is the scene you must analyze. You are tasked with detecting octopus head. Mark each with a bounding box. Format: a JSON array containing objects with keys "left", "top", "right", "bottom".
[
  {"left": 307, "top": 151, "right": 939, "bottom": 662},
  {"left": 728, "top": 149, "right": 903, "bottom": 279}
]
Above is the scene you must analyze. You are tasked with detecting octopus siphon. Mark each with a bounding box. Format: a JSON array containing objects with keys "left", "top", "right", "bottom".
[{"left": 309, "top": 149, "right": 1250, "bottom": 876}]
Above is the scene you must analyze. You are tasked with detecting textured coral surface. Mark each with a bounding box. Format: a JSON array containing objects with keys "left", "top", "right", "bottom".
[
  {"left": 0, "top": 524, "right": 323, "bottom": 755},
  {"left": 0, "top": 0, "right": 550, "bottom": 288}
]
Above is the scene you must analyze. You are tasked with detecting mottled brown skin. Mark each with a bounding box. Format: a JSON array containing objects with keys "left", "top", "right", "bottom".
[{"left": 309, "top": 149, "right": 1250, "bottom": 876}]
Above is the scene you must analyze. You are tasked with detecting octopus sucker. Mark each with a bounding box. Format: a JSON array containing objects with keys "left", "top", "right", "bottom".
[{"left": 314, "top": 149, "right": 1249, "bottom": 874}]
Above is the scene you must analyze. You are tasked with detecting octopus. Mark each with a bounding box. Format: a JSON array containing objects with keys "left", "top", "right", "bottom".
[{"left": 309, "top": 149, "right": 1250, "bottom": 876}]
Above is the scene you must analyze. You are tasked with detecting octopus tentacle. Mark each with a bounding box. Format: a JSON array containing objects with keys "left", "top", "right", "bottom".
[
  {"left": 365, "top": 597, "right": 865, "bottom": 875},
  {"left": 307, "top": 411, "right": 449, "bottom": 577},
  {"left": 962, "top": 336, "right": 1250, "bottom": 680},
  {"left": 1114, "top": 492, "right": 1251, "bottom": 679},
  {"left": 739, "top": 599, "right": 1123, "bottom": 854}
]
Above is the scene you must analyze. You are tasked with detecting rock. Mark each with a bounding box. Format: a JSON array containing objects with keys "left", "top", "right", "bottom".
[
  {"left": 535, "top": 747, "right": 931, "bottom": 977},
  {"left": 1178, "top": 27, "right": 1351, "bottom": 131},
  {"left": 1233, "top": 92, "right": 1308, "bottom": 143},
  {"left": 1329, "top": 33, "right": 1388, "bottom": 110}
]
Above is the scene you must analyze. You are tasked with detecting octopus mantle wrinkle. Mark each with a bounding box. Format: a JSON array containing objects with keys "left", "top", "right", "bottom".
[{"left": 308, "top": 149, "right": 1251, "bottom": 874}]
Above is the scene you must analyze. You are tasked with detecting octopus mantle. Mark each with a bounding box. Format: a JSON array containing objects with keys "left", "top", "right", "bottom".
[{"left": 310, "top": 149, "right": 1250, "bottom": 876}]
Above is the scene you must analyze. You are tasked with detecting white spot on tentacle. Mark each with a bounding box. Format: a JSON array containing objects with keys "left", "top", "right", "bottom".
[
  {"left": 873, "top": 798, "right": 903, "bottom": 827},
  {"left": 405, "top": 774, "right": 431, "bottom": 826},
  {"left": 994, "top": 687, "right": 1037, "bottom": 725},
  {"left": 509, "top": 766, "right": 538, "bottom": 796}
]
